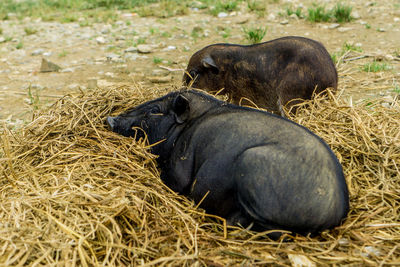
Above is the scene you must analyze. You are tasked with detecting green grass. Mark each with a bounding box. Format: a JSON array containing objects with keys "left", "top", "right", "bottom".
[
  {"left": 286, "top": 6, "right": 303, "bottom": 18},
  {"left": 0, "top": 0, "right": 159, "bottom": 21},
  {"left": 361, "top": 61, "right": 392, "bottom": 72},
  {"left": 343, "top": 42, "right": 363, "bottom": 53},
  {"left": 243, "top": 26, "right": 267, "bottom": 44},
  {"left": 209, "top": 0, "right": 241, "bottom": 16},
  {"left": 331, "top": 42, "right": 363, "bottom": 64},
  {"left": 15, "top": 41, "right": 23, "bottom": 49},
  {"left": 24, "top": 26, "right": 38, "bottom": 35},
  {"left": 153, "top": 57, "right": 163, "bottom": 64},
  {"left": 247, "top": 0, "right": 266, "bottom": 15},
  {"left": 306, "top": 2, "right": 353, "bottom": 23},
  {"left": 332, "top": 3, "right": 352, "bottom": 22},
  {"left": 27, "top": 85, "right": 41, "bottom": 111},
  {"left": 136, "top": 0, "right": 188, "bottom": 18},
  {"left": 191, "top": 26, "right": 204, "bottom": 39},
  {"left": 58, "top": 50, "right": 68, "bottom": 58},
  {"left": 393, "top": 82, "right": 400, "bottom": 94},
  {"left": 307, "top": 4, "right": 331, "bottom": 22}
]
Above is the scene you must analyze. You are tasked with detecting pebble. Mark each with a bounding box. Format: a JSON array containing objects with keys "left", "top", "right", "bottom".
[
  {"left": 329, "top": 23, "right": 340, "bottom": 29},
  {"left": 125, "top": 47, "right": 138, "bottom": 53},
  {"left": 151, "top": 69, "right": 169, "bottom": 76},
  {"left": 161, "top": 45, "right": 176, "bottom": 51},
  {"left": 60, "top": 67, "right": 74, "bottom": 73},
  {"left": 338, "top": 27, "right": 352, "bottom": 32},
  {"left": 267, "top": 13, "right": 276, "bottom": 21},
  {"left": 31, "top": 49, "right": 45, "bottom": 56},
  {"left": 40, "top": 58, "right": 61, "bottom": 72},
  {"left": 67, "top": 83, "right": 80, "bottom": 90},
  {"left": 280, "top": 20, "right": 289, "bottom": 25},
  {"left": 352, "top": 11, "right": 361, "bottom": 19},
  {"left": 96, "top": 36, "right": 107, "bottom": 44},
  {"left": 106, "top": 53, "right": 120, "bottom": 61},
  {"left": 137, "top": 44, "right": 153, "bottom": 54},
  {"left": 217, "top": 12, "right": 228, "bottom": 18},
  {"left": 377, "top": 28, "right": 385, "bottom": 32},
  {"left": 0, "top": 37, "right": 6, "bottom": 43}
]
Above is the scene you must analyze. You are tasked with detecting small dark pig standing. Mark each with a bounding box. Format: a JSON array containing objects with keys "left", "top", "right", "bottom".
[
  {"left": 107, "top": 89, "right": 349, "bottom": 237},
  {"left": 183, "top": 36, "right": 338, "bottom": 115}
]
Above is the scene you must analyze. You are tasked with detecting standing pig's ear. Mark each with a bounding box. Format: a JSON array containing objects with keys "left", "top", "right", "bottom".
[
  {"left": 172, "top": 94, "right": 190, "bottom": 124},
  {"left": 201, "top": 55, "right": 219, "bottom": 74}
]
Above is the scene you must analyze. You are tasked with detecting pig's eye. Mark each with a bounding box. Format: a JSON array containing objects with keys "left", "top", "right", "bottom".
[{"left": 149, "top": 106, "right": 161, "bottom": 114}]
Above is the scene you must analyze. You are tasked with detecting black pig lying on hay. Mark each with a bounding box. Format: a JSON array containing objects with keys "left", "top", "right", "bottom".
[
  {"left": 183, "top": 36, "right": 338, "bottom": 115},
  {"left": 107, "top": 89, "right": 349, "bottom": 237}
]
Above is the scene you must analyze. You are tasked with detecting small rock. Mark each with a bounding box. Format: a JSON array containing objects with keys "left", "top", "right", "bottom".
[
  {"left": 31, "top": 84, "right": 44, "bottom": 90},
  {"left": 289, "top": 14, "right": 298, "bottom": 20},
  {"left": 101, "top": 25, "right": 111, "bottom": 34},
  {"left": 329, "top": 23, "right": 340, "bottom": 29},
  {"left": 151, "top": 69, "right": 169, "bottom": 76},
  {"left": 338, "top": 27, "right": 353, "bottom": 32},
  {"left": 382, "top": 95, "right": 394, "bottom": 102},
  {"left": 67, "top": 84, "right": 80, "bottom": 90},
  {"left": 236, "top": 16, "right": 250, "bottom": 24},
  {"left": 352, "top": 11, "right": 360, "bottom": 19},
  {"left": 148, "top": 75, "right": 172, "bottom": 83},
  {"left": 116, "top": 35, "right": 126, "bottom": 41},
  {"left": 161, "top": 45, "right": 177, "bottom": 52},
  {"left": 125, "top": 47, "right": 138, "bottom": 53},
  {"left": 106, "top": 53, "right": 120, "bottom": 61},
  {"left": 96, "top": 36, "right": 107, "bottom": 44},
  {"left": 394, "top": 17, "right": 400, "bottom": 22},
  {"left": 43, "top": 52, "right": 52, "bottom": 57},
  {"left": 31, "top": 49, "right": 45, "bottom": 56},
  {"left": 359, "top": 20, "right": 367, "bottom": 25},
  {"left": 267, "top": 13, "right": 276, "bottom": 21},
  {"left": 217, "top": 12, "right": 228, "bottom": 18},
  {"left": 137, "top": 44, "right": 153, "bottom": 54},
  {"left": 385, "top": 54, "right": 394, "bottom": 61},
  {"left": 0, "top": 37, "right": 6, "bottom": 43},
  {"left": 40, "top": 58, "right": 61, "bottom": 73},
  {"left": 377, "top": 28, "right": 385, "bottom": 32},
  {"left": 60, "top": 67, "right": 74, "bottom": 73},
  {"left": 280, "top": 20, "right": 289, "bottom": 25}
]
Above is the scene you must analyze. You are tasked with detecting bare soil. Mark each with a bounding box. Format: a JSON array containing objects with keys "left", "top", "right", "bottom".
[{"left": 0, "top": 0, "right": 399, "bottom": 126}]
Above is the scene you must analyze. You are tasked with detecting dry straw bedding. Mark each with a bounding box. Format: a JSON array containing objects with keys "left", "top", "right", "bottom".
[{"left": 0, "top": 85, "right": 399, "bottom": 266}]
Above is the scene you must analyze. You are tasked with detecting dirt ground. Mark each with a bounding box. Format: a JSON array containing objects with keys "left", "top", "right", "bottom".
[{"left": 0, "top": 0, "right": 399, "bottom": 127}]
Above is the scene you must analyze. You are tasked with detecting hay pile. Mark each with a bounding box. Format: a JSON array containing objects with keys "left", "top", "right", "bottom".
[{"left": 0, "top": 85, "right": 399, "bottom": 266}]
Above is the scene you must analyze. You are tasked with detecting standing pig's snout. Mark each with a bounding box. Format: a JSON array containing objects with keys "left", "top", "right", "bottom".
[{"left": 106, "top": 116, "right": 116, "bottom": 130}]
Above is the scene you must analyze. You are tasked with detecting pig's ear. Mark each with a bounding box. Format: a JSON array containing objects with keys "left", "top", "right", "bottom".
[
  {"left": 201, "top": 55, "right": 219, "bottom": 73},
  {"left": 172, "top": 94, "right": 190, "bottom": 124}
]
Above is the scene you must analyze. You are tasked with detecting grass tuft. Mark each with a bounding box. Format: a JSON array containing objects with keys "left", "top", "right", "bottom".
[
  {"left": 332, "top": 3, "right": 353, "bottom": 22},
  {"left": 361, "top": 61, "right": 392, "bottom": 72},
  {"left": 306, "top": 4, "right": 331, "bottom": 22},
  {"left": 243, "top": 26, "right": 267, "bottom": 44}
]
